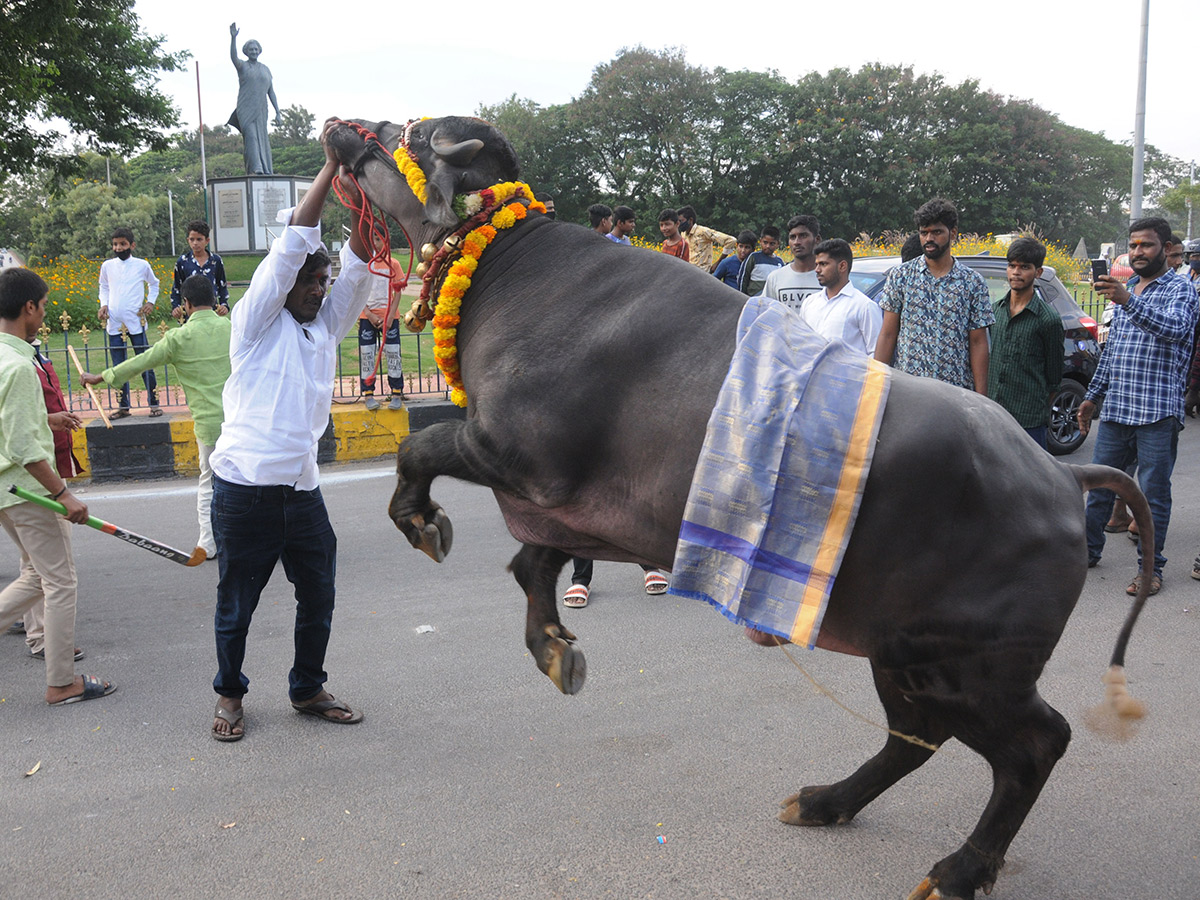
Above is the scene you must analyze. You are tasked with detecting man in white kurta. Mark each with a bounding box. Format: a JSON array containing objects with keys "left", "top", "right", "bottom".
[
  {"left": 98, "top": 228, "right": 160, "bottom": 415},
  {"left": 208, "top": 133, "right": 372, "bottom": 741},
  {"left": 798, "top": 238, "right": 882, "bottom": 356}
]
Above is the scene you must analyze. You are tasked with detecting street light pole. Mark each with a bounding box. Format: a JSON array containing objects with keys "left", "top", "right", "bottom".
[
  {"left": 196, "top": 61, "right": 210, "bottom": 244},
  {"left": 1130, "top": 0, "right": 1149, "bottom": 221},
  {"left": 1188, "top": 160, "right": 1194, "bottom": 240}
]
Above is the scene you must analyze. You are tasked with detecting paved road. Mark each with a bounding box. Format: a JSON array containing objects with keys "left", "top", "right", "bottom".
[{"left": 2, "top": 432, "right": 1198, "bottom": 899}]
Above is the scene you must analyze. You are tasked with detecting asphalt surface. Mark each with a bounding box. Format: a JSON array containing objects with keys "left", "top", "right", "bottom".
[{"left": 2, "top": 430, "right": 1198, "bottom": 900}]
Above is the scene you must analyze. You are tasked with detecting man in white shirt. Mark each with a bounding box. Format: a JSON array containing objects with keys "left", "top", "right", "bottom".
[
  {"left": 208, "top": 124, "right": 372, "bottom": 741},
  {"left": 797, "top": 238, "right": 883, "bottom": 356},
  {"left": 764, "top": 215, "right": 823, "bottom": 312},
  {"left": 98, "top": 227, "right": 160, "bottom": 417}
]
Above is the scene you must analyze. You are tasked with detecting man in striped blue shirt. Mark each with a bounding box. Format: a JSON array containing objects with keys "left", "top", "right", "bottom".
[{"left": 1078, "top": 217, "right": 1199, "bottom": 596}]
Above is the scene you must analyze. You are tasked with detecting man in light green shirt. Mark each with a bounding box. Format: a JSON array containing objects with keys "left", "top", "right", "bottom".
[
  {"left": 84, "top": 275, "right": 232, "bottom": 559},
  {"left": 0, "top": 267, "right": 116, "bottom": 705}
]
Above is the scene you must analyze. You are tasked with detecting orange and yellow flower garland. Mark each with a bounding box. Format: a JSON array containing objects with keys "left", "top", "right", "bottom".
[
  {"left": 394, "top": 147, "right": 428, "bottom": 206},
  {"left": 391, "top": 120, "right": 545, "bottom": 406},
  {"left": 429, "top": 181, "right": 545, "bottom": 406}
]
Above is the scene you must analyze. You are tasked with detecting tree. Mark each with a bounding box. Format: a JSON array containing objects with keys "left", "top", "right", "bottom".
[
  {"left": 568, "top": 47, "right": 716, "bottom": 220},
  {"left": 275, "top": 105, "right": 316, "bottom": 145},
  {"left": 1158, "top": 181, "right": 1199, "bottom": 223},
  {"left": 0, "top": 0, "right": 188, "bottom": 179},
  {"left": 476, "top": 96, "right": 596, "bottom": 226}
]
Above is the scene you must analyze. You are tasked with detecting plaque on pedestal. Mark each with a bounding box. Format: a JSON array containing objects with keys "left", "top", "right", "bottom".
[{"left": 208, "top": 175, "right": 314, "bottom": 254}]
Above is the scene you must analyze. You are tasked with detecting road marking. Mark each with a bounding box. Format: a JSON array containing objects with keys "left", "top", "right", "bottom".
[{"left": 78, "top": 465, "right": 395, "bottom": 502}]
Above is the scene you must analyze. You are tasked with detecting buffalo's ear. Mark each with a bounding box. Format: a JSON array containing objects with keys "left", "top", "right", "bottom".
[{"left": 422, "top": 162, "right": 461, "bottom": 228}]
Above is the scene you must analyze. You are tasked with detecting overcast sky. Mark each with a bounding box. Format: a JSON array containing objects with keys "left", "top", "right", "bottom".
[{"left": 134, "top": 0, "right": 1196, "bottom": 172}]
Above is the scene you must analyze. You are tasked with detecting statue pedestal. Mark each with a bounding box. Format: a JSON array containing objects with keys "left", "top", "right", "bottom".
[{"left": 208, "top": 175, "right": 314, "bottom": 254}]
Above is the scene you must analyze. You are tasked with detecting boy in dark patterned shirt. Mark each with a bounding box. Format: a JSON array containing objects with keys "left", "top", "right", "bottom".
[{"left": 171, "top": 220, "right": 229, "bottom": 319}]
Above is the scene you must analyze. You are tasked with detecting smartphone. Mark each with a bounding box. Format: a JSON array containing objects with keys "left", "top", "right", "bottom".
[{"left": 1091, "top": 258, "right": 1110, "bottom": 281}]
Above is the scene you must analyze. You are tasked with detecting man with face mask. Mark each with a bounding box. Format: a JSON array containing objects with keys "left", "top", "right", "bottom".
[
  {"left": 98, "top": 226, "right": 160, "bottom": 417},
  {"left": 1079, "top": 218, "right": 1199, "bottom": 597},
  {"left": 1184, "top": 238, "right": 1200, "bottom": 289}
]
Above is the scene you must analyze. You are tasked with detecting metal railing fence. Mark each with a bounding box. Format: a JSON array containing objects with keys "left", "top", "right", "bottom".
[{"left": 35, "top": 311, "right": 449, "bottom": 414}]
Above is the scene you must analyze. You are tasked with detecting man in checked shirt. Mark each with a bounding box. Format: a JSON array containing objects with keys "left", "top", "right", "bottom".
[{"left": 1078, "top": 217, "right": 1199, "bottom": 597}]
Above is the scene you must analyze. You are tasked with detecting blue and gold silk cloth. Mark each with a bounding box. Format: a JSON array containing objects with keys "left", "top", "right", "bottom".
[{"left": 669, "top": 296, "right": 891, "bottom": 648}]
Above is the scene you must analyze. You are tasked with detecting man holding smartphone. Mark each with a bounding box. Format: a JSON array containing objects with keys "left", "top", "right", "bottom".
[{"left": 1078, "top": 217, "right": 1198, "bottom": 597}]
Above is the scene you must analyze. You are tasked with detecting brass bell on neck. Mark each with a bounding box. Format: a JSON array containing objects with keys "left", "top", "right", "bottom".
[
  {"left": 442, "top": 234, "right": 462, "bottom": 253},
  {"left": 404, "top": 309, "right": 426, "bottom": 333},
  {"left": 415, "top": 262, "right": 428, "bottom": 277},
  {"left": 420, "top": 243, "right": 437, "bottom": 262}
]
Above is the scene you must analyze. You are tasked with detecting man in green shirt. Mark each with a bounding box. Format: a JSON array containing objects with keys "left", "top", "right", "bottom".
[
  {"left": 986, "top": 238, "right": 1064, "bottom": 450},
  {"left": 83, "top": 275, "right": 232, "bottom": 559},
  {"left": 0, "top": 267, "right": 116, "bottom": 705}
]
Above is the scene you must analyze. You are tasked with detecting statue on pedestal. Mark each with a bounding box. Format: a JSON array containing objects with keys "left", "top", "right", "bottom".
[{"left": 227, "top": 22, "right": 282, "bottom": 175}]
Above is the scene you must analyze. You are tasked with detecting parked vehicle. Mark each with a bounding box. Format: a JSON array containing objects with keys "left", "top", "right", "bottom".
[{"left": 849, "top": 255, "right": 1099, "bottom": 455}]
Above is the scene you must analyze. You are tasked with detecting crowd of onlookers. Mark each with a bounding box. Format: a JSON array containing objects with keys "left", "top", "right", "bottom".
[
  {"left": 581, "top": 196, "right": 1200, "bottom": 602},
  {"left": 3, "top": 153, "right": 1199, "bottom": 722}
]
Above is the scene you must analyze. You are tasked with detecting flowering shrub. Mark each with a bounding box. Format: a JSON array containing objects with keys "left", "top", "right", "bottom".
[
  {"left": 29, "top": 256, "right": 175, "bottom": 331},
  {"left": 853, "top": 233, "right": 1084, "bottom": 284}
]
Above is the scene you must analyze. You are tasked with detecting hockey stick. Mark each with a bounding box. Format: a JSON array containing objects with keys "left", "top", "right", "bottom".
[
  {"left": 65, "top": 345, "right": 112, "bottom": 428},
  {"left": 8, "top": 485, "right": 206, "bottom": 567}
]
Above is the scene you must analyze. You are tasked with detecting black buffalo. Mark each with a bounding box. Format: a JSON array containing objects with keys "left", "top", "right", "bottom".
[{"left": 328, "top": 116, "right": 1152, "bottom": 900}]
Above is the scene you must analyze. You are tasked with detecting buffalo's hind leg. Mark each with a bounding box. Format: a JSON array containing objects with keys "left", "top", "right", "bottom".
[
  {"left": 908, "top": 690, "right": 1071, "bottom": 900},
  {"left": 509, "top": 543, "right": 586, "bottom": 695},
  {"left": 780, "top": 662, "right": 949, "bottom": 827}
]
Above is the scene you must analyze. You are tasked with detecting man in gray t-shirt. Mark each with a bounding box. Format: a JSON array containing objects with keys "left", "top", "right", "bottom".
[{"left": 764, "top": 214, "right": 823, "bottom": 312}]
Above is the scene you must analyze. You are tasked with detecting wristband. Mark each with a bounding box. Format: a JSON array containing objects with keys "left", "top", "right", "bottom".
[{"left": 52, "top": 486, "right": 68, "bottom": 500}]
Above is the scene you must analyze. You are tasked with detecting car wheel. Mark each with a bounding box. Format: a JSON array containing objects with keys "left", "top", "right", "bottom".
[{"left": 1048, "top": 379, "right": 1086, "bottom": 456}]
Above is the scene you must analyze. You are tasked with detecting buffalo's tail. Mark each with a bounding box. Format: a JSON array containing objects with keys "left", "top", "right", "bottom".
[{"left": 1069, "top": 463, "right": 1151, "bottom": 721}]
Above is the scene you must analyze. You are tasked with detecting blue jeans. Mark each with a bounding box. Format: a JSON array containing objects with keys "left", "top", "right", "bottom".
[
  {"left": 211, "top": 476, "right": 338, "bottom": 702},
  {"left": 1024, "top": 425, "right": 1048, "bottom": 450},
  {"left": 1084, "top": 417, "right": 1180, "bottom": 576},
  {"left": 107, "top": 330, "right": 157, "bottom": 409},
  {"left": 357, "top": 317, "right": 404, "bottom": 395}
]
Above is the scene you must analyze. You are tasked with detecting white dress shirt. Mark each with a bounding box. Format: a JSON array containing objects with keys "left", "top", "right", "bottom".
[
  {"left": 211, "top": 219, "right": 371, "bottom": 490},
  {"left": 796, "top": 281, "right": 883, "bottom": 356},
  {"left": 99, "top": 256, "right": 159, "bottom": 335}
]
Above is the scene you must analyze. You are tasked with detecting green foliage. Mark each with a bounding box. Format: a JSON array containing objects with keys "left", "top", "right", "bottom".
[
  {"left": 0, "top": 0, "right": 188, "bottom": 178},
  {"left": 276, "top": 105, "right": 316, "bottom": 145},
  {"left": 1158, "top": 180, "right": 1200, "bottom": 218},
  {"left": 477, "top": 50, "right": 1187, "bottom": 250},
  {"left": 28, "top": 182, "right": 173, "bottom": 260}
]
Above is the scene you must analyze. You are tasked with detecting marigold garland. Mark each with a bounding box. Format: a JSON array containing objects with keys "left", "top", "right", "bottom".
[
  {"left": 393, "top": 123, "right": 546, "bottom": 406},
  {"left": 431, "top": 183, "right": 544, "bottom": 406},
  {"left": 393, "top": 148, "right": 428, "bottom": 205}
]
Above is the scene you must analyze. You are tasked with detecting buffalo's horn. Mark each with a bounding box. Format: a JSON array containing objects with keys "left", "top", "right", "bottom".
[{"left": 430, "top": 131, "right": 485, "bottom": 166}]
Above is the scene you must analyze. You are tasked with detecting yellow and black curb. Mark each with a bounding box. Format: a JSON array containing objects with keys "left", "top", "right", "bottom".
[{"left": 74, "top": 400, "right": 465, "bottom": 483}]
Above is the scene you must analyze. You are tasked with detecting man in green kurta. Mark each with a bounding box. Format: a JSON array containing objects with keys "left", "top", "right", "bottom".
[
  {"left": 84, "top": 275, "right": 232, "bottom": 559},
  {"left": 986, "top": 237, "right": 1064, "bottom": 450}
]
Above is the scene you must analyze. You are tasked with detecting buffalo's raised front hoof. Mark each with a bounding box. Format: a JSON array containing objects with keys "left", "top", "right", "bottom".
[
  {"left": 538, "top": 624, "right": 586, "bottom": 695},
  {"left": 777, "top": 785, "right": 855, "bottom": 826},
  {"left": 395, "top": 503, "right": 453, "bottom": 562}
]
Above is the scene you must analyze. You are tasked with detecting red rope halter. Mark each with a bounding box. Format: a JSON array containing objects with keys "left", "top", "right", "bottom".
[{"left": 328, "top": 120, "right": 417, "bottom": 390}]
